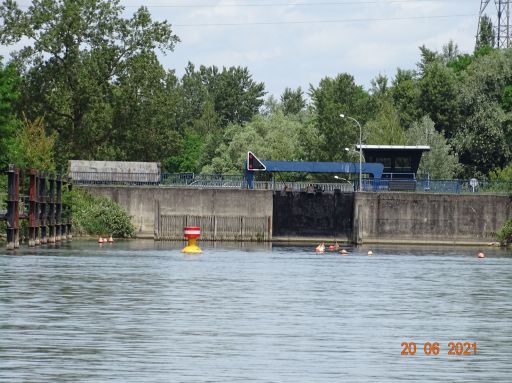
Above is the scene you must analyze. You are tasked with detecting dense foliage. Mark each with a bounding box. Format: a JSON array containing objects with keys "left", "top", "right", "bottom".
[
  {"left": 70, "top": 189, "right": 135, "bottom": 238},
  {"left": 497, "top": 219, "right": 512, "bottom": 246},
  {"left": 0, "top": 2, "right": 511, "bottom": 184}
]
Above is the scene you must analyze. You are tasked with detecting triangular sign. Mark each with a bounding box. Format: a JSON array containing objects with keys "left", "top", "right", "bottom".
[{"left": 247, "top": 151, "right": 266, "bottom": 171}]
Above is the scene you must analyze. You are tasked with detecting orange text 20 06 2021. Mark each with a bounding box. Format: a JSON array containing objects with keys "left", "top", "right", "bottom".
[{"left": 401, "top": 341, "right": 477, "bottom": 356}]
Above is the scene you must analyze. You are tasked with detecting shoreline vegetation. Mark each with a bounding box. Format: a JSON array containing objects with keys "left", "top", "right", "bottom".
[{"left": 69, "top": 189, "right": 135, "bottom": 239}]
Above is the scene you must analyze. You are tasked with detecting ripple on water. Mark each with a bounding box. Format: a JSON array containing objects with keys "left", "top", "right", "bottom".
[{"left": 0, "top": 241, "right": 511, "bottom": 382}]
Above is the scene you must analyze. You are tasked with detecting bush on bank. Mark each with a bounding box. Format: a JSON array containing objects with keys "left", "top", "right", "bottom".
[
  {"left": 69, "top": 188, "right": 134, "bottom": 238},
  {"left": 497, "top": 219, "right": 512, "bottom": 246}
]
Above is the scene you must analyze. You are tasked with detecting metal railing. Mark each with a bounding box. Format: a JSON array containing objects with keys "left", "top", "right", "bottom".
[
  {"left": 67, "top": 171, "right": 512, "bottom": 194},
  {"left": 69, "top": 171, "right": 160, "bottom": 186},
  {"left": 356, "top": 178, "right": 512, "bottom": 194}
]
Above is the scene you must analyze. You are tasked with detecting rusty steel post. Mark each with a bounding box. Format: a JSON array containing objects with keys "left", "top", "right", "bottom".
[
  {"left": 6, "top": 165, "right": 17, "bottom": 250},
  {"left": 60, "top": 178, "right": 68, "bottom": 240},
  {"left": 35, "top": 174, "right": 40, "bottom": 245},
  {"left": 55, "top": 175, "right": 62, "bottom": 242},
  {"left": 48, "top": 175, "right": 56, "bottom": 243},
  {"left": 14, "top": 167, "right": 20, "bottom": 248},
  {"left": 66, "top": 182, "right": 73, "bottom": 240},
  {"left": 28, "top": 169, "right": 38, "bottom": 247},
  {"left": 39, "top": 173, "right": 47, "bottom": 244}
]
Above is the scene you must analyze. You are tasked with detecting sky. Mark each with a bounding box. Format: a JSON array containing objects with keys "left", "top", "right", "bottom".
[{"left": 3, "top": 0, "right": 482, "bottom": 97}]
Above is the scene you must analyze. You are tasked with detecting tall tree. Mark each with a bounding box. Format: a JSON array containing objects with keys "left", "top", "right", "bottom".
[
  {"left": 111, "top": 52, "right": 182, "bottom": 162},
  {"left": 0, "top": 59, "right": 20, "bottom": 169},
  {"left": 310, "top": 73, "right": 371, "bottom": 161},
  {"left": 418, "top": 61, "right": 459, "bottom": 138},
  {"left": 10, "top": 116, "right": 57, "bottom": 171},
  {"left": 181, "top": 64, "right": 266, "bottom": 128},
  {"left": 476, "top": 14, "right": 495, "bottom": 51},
  {"left": 452, "top": 98, "right": 511, "bottom": 178},
  {"left": 406, "top": 116, "right": 460, "bottom": 179},
  {"left": 0, "top": 0, "right": 179, "bottom": 167},
  {"left": 390, "top": 69, "right": 421, "bottom": 129},
  {"left": 365, "top": 97, "right": 406, "bottom": 145},
  {"left": 281, "top": 87, "right": 306, "bottom": 115}
]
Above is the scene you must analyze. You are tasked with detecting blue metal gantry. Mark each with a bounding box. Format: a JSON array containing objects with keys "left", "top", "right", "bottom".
[{"left": 244, "top": 152, "right": 384, "bottom": 189}]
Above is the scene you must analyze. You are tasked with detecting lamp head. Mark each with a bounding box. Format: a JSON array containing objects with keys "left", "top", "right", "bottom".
[{"left": 340, "top": 114, "right": 345, "bottom": 118}]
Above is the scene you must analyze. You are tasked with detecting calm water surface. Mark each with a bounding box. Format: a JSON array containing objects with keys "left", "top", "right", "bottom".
[{"left": 1, "top": 240, "right": 512, "bottom": 382}]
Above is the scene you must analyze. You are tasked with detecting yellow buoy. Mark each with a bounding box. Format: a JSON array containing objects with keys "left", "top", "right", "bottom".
[{"left": 182, "top": 227, "right": 202, "bottom": 254}]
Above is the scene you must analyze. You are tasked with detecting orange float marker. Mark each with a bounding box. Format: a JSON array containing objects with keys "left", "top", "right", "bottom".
[{"left": 182, "top": 226, "right": 202, "bottom": 254}]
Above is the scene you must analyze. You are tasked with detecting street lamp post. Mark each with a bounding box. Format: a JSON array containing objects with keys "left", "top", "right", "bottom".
[{"left": 340, "top": 114, "right": 363, "bottom": 191}]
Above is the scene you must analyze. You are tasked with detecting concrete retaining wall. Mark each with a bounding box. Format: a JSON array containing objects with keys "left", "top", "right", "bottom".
[
  {"left": 84, "top": 186, "right": 273, "bottom": 239},
  {"left": 354, "top": 193, "right": 512, "bottom": 244},
  {"left": 84, "top": 186, "right": 511, "bottom": 244}
]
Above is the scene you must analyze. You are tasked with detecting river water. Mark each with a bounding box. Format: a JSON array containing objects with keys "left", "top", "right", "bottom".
[{"left": 1, "top": 240, "right": 511, "bottom": 382}]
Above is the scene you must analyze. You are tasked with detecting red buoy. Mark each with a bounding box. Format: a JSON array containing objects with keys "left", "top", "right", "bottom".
[
  {"left": 184, "top": 226, "right": 201, "bottom": 239},
  {"left": 183, "top": 227, "right": 202, "bottom": 253}
]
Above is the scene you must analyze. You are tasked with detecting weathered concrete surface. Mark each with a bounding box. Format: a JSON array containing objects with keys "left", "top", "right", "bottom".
[
  {"left": 84, "top": 186, "right": 511, "bottom": 244},
  {"left": 69, "top": 161, "right": 160, "bottom": 183},
  {"left": 273, "top": 191, "right": 353, "bottom": 241},
  {"left": 354, "top": 193, "right": 512, "bottom": 244},
  {"left": 84, "top": 186, "right": 273, "bottom": 239},
  {"left": 69, "top": 160, "right": 160, "bottom": 173}
]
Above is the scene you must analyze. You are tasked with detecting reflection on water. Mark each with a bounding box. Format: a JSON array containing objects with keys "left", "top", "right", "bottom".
[{"left": 1, "top": 241, "right": 512, "bottom": 382}]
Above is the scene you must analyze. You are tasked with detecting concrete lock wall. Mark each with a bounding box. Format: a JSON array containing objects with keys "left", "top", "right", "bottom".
[
  {"left": 353, "top": 193, "right": 512, "bottom": 244},
  {"left": 84, "top": 186, "right": 511, "bottom": 244},
  {"left": 84, "top": 187, "right": 273, "bottom": 240}
]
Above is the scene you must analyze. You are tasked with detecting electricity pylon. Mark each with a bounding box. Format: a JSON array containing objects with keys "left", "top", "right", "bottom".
[{"left": 478, "top": 0, "right": 511, "bottom": 48}]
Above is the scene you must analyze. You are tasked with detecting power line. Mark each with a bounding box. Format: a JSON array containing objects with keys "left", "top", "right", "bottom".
[
  {"left": 174, "top": 13, "right": 476, "bottom": 27},
  {"left": 121, "top": 0, "right": 473, "bottom": 8}
]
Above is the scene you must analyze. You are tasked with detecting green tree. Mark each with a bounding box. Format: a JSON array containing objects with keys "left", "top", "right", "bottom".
[
  {"left": 503, "top": 85, "right": 512, "bottom": 112},
  {"left": 0, "top": 0, "right": 179, "bottom": 167},
  {"left": 310, "top": 73, "right": 371, "bottom": 162},
  {"left": 390, "top": 69, "right": 421, "bottom": 129},
  {"left": 181, "top": 63, "right": 266, "bottom": 127},
  {"left": 281, "top": 87, "right": 306, "bottom": 115},
  {"left": 489, "top": 163, "right": 512, "bottom": 181},
  {"left": 111, "top": 53, "right": 182, "bottom": 162},
  {"left": 418, "top": 61, "right": 459, "bottom": 138},
  {"left": 406, "top": 116, "right": 460, "bottom": 179},
  {"left": 10, "top": 115, "right": 57, "bottom": 171},
  {"left": 476, "top": 14, "right": 495, "bottom": 51},
  {"left": 0, "top": 59, "right": 20, "bottom": 169},
  {"left": 202, "top": 110, "right": 314, "bottom": 174},
  {"left": 164, "top": 131, "right": 204, "bottom": 173},
  {"left": 365, "top": 97, "right": 406, "bottom": 145},
  {"left": 452, "top": 98, "right": 511, "bottom": 178}
]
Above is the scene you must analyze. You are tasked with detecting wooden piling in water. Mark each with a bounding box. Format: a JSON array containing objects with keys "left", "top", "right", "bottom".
[
  {"left": 6, "top": 165, "right": 18, "bottom": 250},
  {"left": 56, "top": 175, "right": 62, "bottom": 242},
  {"left": 66, "top": 182, "right": 72, "bottom": 240},
  {"left": 39, "top": 172, "right": 47, "bottom": 244},
  {"left": 3, "top": 165, "right": 71, "bottom": 249},
  {"left": 28, "top": 169, "right": 38, "bottom": 247},
  {"left": 48, "top": 175, "right": 56, "bottom": 243}
]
